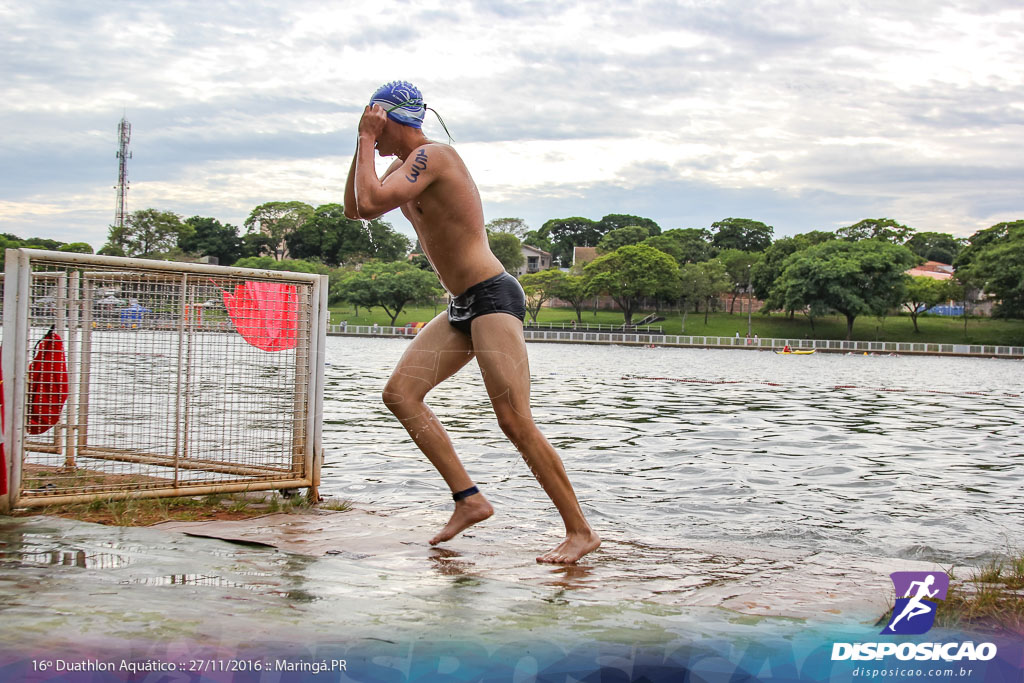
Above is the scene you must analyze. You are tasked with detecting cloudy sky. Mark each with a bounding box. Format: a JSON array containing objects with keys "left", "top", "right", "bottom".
[{"left": 2, "top": 0, "right": 1022, "bottom": 250}]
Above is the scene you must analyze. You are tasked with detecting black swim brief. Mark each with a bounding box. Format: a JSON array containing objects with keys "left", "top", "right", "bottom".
[{"left": 447, "top": 271, "right": 526, "bottom": 337}]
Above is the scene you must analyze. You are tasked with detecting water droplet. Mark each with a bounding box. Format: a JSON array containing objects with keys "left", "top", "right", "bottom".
[{"left": 361, "top": 219, "right": 378, "bottom": 253}]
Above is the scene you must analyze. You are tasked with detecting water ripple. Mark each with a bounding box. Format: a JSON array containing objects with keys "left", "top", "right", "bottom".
[{"left": 323, "top": 338, "right": 1024, "bottom": 565}]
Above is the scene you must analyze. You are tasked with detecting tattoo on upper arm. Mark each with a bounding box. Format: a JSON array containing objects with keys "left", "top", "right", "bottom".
[{"left": 405, "top": 149, "right": 429, "bottom": 183}]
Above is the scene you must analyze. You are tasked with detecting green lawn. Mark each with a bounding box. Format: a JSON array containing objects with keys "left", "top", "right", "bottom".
[{"left": 329, "top": 304, "right": 1024, "bottom": 346}]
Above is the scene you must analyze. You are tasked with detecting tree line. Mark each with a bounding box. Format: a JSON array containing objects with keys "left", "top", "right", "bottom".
[
  {"left": 98, "top": 201, "right": 411, "bottom": 266},
  {"left": 518, "top": 216, "right": 1023, "bottom": 338},
  {"left": 6, "top": 206, "right": 1021, "bottom": 338}
]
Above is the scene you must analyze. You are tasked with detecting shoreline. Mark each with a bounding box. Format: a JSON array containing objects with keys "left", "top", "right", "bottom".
[{"left": 328, "top": 327, "right": 1024, "bottom": 360}]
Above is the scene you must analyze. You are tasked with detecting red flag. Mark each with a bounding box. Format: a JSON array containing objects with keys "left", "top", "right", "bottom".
[
  {"left": 27, "top": 329, "right": 70, "bottom": 435},
  {"left": 221, "top": 281, "right": 299, "bottom": 352}
]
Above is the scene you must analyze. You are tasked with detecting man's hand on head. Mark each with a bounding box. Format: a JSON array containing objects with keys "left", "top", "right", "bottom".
[{"left": 358, "top": 104, "right": 388, "bottom": 140}]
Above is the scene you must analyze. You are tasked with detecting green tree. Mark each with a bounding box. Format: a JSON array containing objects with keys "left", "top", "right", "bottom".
[
  {"left": 676, "top": 263, "right": 704, "bottom": 332},
  {"left": 97, "top": 244, "right": 125, "bottom": 257},
  {"left": 58, "top": 242, "right": 94, "bottom": 254},
  {"left": 901, "top": 276, "right": 949, "bottom": 332},
  {"left": 954, "top": 220, "right": 1023, "bottom": 271},
  {"left": 596, "top": 226, "right": 652, "bottom": 254},
  {"left": 1, "top": 233, "right": 65, "bottom": 251},
  {"left": 329, "top": 269, "right": 365, "bottom": 311},
  {"left": 180, "top": 216, "right": 244, "bottom": 265},
  {"left": 365, "top": 218, "right": 412, "bottom": 262},
  {"left": 285, "top": 204, "right": 410, "bottom": 265},
  {"left": 521, "top": 228, "right": 555, "bottom": 254},
  {"left": 835, "top": 218, "right": 915, "bottom": 244},
  {"left": 485, "top": 217, "right": 530, "bottom": 238},
  {"left": 519, "top": 269, "right": 566, "bottom": 322},
  {"left": 584, "top": 244, "right": 679, "bottom": 326},
  {"left": 941, "top": 277, "right": 972, "bottom": 336},
  {"left": 958, "top": 221, "right": 1024, "bottom": 318},
  {"left": 642, "top": 234, "right": 685, "bottom": 264},
  {"left": 240, "top": 231, "right": 278, "bottom": 259},
  {"left": 0, "top": 233, "right": 94, "bottom": 267},
  {"left": 596, "top": 214, "right": 661, "bottom": 236},
  {"left": 904, "top": 231, "right": 963, "bottom": 265},
  {"left": 540, "top": 216, "right": 603, "bottom": 266},
  {"left": 710, "top": 218, "right": 774, "bottom": 252},
  {"left": 244, "top": 201, "right": 315, "bottom": 260},
  {"left": 488, "top": 231, "right": 525, "bottom": 274},
  {"left": 773, "top": 240, "right": 919, "bottom": 339},
  {"left": 343, "top": 261, "right": 441, "bottom": 326},
  {"left": 717, "top": 249, "right": 763, "bottom": 313},
  {"left": 676, "top": 259, "right": 732, "bottom": 325},
  {"left": 643, "top": 228, "right": 713, "bottom": 265},
  {"left": 752, "top": 230, "right": 835, "bottom": 305},
  {"left": 103, "top": 209, "right": 189, "bottom": 259},
  {"left": 231, "top": 256, "right": 332, "bottom": 275},
  {"left": 283, "top": 203, "right": 347, "bottom": 265},
  {"left": 549, "top": 273, "right": 592, "bottom": 323}
]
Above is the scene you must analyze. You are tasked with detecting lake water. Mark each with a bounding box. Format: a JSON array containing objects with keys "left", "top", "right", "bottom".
[
  {"left": 322, "top": 336, "right": 1024, "bottom": 566},
  {"left": 2, "top": 335, "right": 1022, "bottom": 679}
]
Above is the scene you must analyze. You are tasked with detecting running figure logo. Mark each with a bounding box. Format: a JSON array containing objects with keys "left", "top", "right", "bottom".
[{"left": 882, "top": 571, "right": 950, "bottom": 635}]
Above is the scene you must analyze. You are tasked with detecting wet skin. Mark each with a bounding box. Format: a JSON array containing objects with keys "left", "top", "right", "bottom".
[{"left": 344, "top": 104, "right": 600, "bottom": 563}]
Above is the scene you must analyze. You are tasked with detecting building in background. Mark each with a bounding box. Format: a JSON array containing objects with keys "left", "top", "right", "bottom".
[
  {"left": 517, "top": 244, "right": 552, "bottom": 276},
  {"left": 906, "top": 261, "right": 954, "bottom": 280},
  {"left": 572, "top": 246, "right": 597, "bottom": 269}
]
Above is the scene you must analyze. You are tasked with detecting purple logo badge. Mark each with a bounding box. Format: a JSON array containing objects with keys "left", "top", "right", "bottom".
[{"left": 881, "top": 571, "right": 949, "bottom": 635}]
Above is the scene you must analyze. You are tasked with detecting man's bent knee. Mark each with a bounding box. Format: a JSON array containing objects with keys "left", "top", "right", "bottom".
[
  {"left": 382, "top": 381, "right": 414, "bottom": 414},
  {"left": 495, "top": 410, "right": 536, "bottom": 447}
]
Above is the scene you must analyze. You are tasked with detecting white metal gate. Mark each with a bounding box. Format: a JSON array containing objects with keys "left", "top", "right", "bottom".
[{"left": 1, "top": 249, "right": 327, "bottom": 511}]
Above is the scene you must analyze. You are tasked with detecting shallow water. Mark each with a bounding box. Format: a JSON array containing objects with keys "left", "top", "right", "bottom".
[
  {"left": 1, "top": 337, "right": 1022, "bottom": 670},
  {"left": 322, "top": 337, "right": 1024, "bottom": 566}
]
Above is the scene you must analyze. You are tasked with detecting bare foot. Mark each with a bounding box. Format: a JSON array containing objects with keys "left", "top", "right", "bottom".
[
  {"left": 429, "top": 494, "right": 494, "bottom": 545},
  {"left": 536, "top": 529, "right": 601, "bottom": 564}
]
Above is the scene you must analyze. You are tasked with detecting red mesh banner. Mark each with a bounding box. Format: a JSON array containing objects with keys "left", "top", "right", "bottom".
[{"left": 222, "top": 281, "right": 299, "bottom": 352}]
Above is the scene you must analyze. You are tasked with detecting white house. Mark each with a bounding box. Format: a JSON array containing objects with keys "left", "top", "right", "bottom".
[{"left": 516, "top": 244, "right": 552, "bottom": 276}]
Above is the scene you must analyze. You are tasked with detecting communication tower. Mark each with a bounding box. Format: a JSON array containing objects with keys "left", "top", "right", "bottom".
[{"left": 115, "top": 116, "right": 132, "bottom": 228}]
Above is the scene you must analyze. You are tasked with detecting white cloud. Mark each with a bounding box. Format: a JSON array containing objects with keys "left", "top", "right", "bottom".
[{"left": 1, "top": 0, "right": 1021, "bottom": 248}]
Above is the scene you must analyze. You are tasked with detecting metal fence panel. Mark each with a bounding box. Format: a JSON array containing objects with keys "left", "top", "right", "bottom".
[{"left": 2, "top": 250, "right": 326, "bottom": 510}]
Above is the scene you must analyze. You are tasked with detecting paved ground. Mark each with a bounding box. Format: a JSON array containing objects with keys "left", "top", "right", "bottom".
[
  {"left": 0, "top": 511, "right": 998, "bottom": 681},
  {"left": 152, "top": 506, "right": 948, "bottom": 624}
]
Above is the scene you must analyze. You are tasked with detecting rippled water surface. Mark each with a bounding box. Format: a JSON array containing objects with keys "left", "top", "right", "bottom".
[
  {"left": 322, "top": 337, "right": 1024, "bottom": 565},
  {"left": 2, "top": 335, "right": 1022, "bottom": 666}
]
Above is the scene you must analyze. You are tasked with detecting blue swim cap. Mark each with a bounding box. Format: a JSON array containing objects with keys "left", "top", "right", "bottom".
[{"left": 369, "top": 81, "right": 425, "bottom": 129}]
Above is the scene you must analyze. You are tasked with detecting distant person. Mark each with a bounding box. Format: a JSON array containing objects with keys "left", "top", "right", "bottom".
[{"left": 344, "top": 81, "right": 600, "bottom": 564}]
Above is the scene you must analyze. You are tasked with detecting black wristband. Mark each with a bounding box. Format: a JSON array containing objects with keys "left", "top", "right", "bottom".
[{"left": 452, "top": 485, "right": 479, "bottom": 502}]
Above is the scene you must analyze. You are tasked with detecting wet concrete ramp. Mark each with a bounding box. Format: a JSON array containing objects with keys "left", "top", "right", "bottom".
[{"left": 152, "top": 507, "right": 950, "bottom": 624}]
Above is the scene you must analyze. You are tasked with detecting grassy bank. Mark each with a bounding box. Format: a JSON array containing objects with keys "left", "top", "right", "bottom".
[
  {"left": 330, "top": 305, "right": 1024, "bottom": 346},
  {"left": 877, "top": 552, "right": 1024, "bottom": 636},
  {"left": 934, "top": 554, "right": 1024, "bottom": 635}
]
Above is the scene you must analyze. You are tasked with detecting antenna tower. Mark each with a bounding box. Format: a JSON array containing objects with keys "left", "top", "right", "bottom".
[{"left": 115, "top": 116, "right": 132, "bottom": 229}]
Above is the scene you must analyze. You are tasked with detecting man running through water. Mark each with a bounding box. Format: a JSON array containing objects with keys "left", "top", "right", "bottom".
[{"left": 344, "top": 81, "right": 600, "bottom": 564}]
